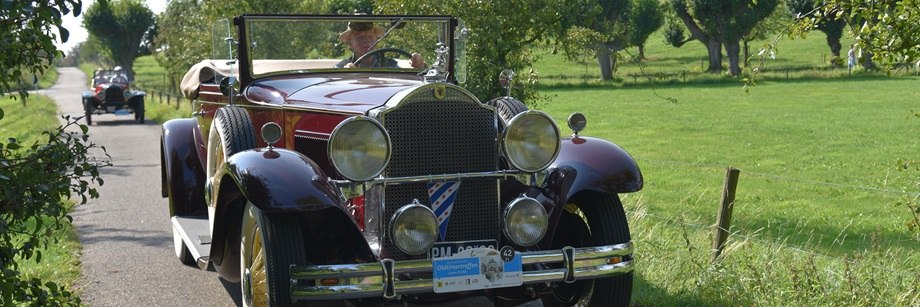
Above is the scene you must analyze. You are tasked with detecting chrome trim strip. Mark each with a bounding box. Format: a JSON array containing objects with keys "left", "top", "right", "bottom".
[
  {"left": 330, "top": 170, "right": 522, "bottom": 186},
  {"left": 289, "top": 242, "right": 634, "bottom": 301}
]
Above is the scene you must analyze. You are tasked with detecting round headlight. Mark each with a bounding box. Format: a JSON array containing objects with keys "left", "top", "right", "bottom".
[
  {"left": 389, "top": 202, "right": 438, "bottom": 255},
  {"left": 502, "top": 111, "right": 561, "bottom": 172},
  {"left": 328, "top": 116, "right": 391, "bottom": 181},
  {"left": 503, "top": 196, "right": 548, "bottom": 246}
]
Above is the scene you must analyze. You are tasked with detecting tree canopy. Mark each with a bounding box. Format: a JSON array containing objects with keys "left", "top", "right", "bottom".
[
  {"left": 669, "top": 0, "right": 779, "bottom": 76},
  {"left": 2, "top": 1, "right": 109, "bottom": 305},
  {"left": 787, "top": 0, "right": 847, "bottom": 62},
  {"left": 83, "top": 0, "right": 154, "bottom": 79},
  {"left": 0, "top": 0, "right": 81, "bottom": 97},
  {"left": 798, "top": 0, "right": 920, "bottom": 70}
]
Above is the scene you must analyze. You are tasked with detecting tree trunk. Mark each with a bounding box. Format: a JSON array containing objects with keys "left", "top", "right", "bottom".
[
  {"left": 597, "top": 47, "right": 614, "bottom": 80},
  {"left": 826, "top": 34, "right": 842, "bottom": 58},
  {"left": 674, "top": 4, "right": 723, "bottom": 73},
  {"left": 724, "top": 40, "right": 742, "bottom": 76},
  {"left": 638, "top": 44, "right": 646, "bottom": 59},
  {"left": 743, "top": 40, "right": 750, "bottom": 67},
  {"left": 862, "top": 51, "right": 876, "bottom": 70},
  {"left": 706, "top": 38, "right": 723, "bottom": 73}
]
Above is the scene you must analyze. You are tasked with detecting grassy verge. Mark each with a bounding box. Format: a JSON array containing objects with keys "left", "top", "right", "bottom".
[
  {"left": 538, "top": 70, "right": 920, "bottom": 306},
  {"left": 0, "top": 94, "right": 83, "bottom": 293}
]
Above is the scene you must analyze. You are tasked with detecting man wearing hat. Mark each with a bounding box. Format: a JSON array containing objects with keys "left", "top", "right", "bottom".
[{"left": 336, "top": 20, "right": 426, "bottom": 69}]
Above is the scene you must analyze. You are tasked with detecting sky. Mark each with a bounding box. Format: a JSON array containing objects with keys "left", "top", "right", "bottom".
[{"left": 56, "top": 0, "right": 168, "bottom": 53}]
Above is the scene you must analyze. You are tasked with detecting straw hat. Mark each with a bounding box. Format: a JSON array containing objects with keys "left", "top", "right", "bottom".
[{"left": 338, "top": 18, "right": 385, "bottom": 43}]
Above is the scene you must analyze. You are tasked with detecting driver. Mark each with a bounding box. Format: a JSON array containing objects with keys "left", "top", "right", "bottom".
[
  {"left": 111, "top": 66, "right": 129, "bottom": 84},
  {"left": 336, "top": 20, "right": 425, "bottom": 69},
  {"left": 92, "top": 68, "right": 107, "bottom": 86}
]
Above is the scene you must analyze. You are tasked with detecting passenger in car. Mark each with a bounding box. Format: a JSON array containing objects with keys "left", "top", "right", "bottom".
[{"left": 336, "top": 20, "right": 426, "bottom": 69}]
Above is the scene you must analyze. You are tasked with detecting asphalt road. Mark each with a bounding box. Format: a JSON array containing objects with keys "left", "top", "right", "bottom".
[
  {"left": 48, "top": 67, "right": 537, "bottom": 307},
  {"left": 49, "top": 67, "right": 240, "bottom": 307}
]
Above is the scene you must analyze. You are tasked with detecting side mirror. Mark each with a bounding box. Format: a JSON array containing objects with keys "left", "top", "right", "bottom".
[
  {"left": 219, "top": 76, "right": 238, "bottom": 97},
  {"left": 498, "top": 69, "right": 515, "bottom": 97}
]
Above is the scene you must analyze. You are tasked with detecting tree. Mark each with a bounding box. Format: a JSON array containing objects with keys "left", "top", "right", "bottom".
[
  {"left": 787, "top": 0, "right": 846, "bottom": 64},
  {"left": 83, "top": 0, "right": 154, "bottom": 80},
  {"left": 808, "top": 0, "right": 919, "bottom": 70},
  {"left": 153, "top": 0, "right": 211, "bottom": 91},
  {"left": 376, "top": 0, "right": 572, "bottom": 102},
  {"left": 323, "top": 0, "right": 374, "bottom": 14},
  {"left": 626, "top": 0, "right": 665, "bottom": 59},
  {"left": 557, "top": 0, "right": 631, "bottom": 80},
  {"left": 1, "top": 1, "right": 110, "bottom": 305},
  {"left": 669, "top": 0, "right": 778, "bottom": 76},
  {"left": 743, "top": 2, "right": 790, "bottom": 67},
  {"left": 153, "top": 0, "right": 311, "bottom": 90},
  {"left": 0, "top": 0, "right": 80, "bottom": 97}
]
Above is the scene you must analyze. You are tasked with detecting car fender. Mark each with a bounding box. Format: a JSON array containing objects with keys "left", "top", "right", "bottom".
[
  {"left": 208, "top": 148, "right": 363, "bottom": 275},
  {"left": 547, "top": 135, "right": 643, "bottom": 201},
  {"left": 536, "top": 136, "right": 642, "bottom": 249},
  {"left": 161, "top": 118, "right": 207, "bottom": 216},
  {"left": 216, "top": 147, "right": 344, "bottom": 212},
  {"left": 125, "top": 90, "right": 146, "bottom": 100}
]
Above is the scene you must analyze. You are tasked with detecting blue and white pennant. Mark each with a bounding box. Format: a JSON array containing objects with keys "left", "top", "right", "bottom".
[{"left": 427, "top": 182, "right": 461, "bottom": 241}]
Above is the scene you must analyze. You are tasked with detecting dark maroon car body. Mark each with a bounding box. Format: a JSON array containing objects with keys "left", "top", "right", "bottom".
[{"left": 160, "top": 14, "right": 641, "bottom": 307}]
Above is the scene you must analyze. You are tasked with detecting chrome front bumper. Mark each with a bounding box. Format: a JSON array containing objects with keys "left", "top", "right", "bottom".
[{"left": 289, "top": 242, "right": 634, "bottom": 301}]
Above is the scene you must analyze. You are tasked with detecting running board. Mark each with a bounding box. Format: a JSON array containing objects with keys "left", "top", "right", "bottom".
[{"left": 171, "top": 215, "right": 212, "bottom": 270}]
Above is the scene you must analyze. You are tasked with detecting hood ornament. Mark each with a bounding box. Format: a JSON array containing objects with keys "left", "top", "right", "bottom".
[{"left": 422, "top": 44, "right": 450, "bottom": 83}]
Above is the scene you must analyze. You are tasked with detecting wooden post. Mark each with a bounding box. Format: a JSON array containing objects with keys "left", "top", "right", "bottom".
[{"left": 712, "top": 167, "right": 740, "bottom": 262}]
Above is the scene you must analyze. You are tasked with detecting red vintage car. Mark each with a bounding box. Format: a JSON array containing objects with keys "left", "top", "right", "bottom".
[
  {"left": 161, "top": 14, "right": 641, "bottom": 307},
  {"left": 81, "top": 67, "right": 145, "bottom": 125}
]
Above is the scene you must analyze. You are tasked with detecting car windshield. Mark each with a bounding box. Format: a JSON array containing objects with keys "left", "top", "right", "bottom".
[{"left": 227, "top": 16, "right": 455, "bottom": 78}]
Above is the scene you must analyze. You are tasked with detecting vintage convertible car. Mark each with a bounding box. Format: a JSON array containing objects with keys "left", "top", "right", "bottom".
[
  {"left": 161, "top": 14, "right": 642, "bottom": 307},
  {"left": 81, "top": 67, "right": 145, "bottom": 125}
]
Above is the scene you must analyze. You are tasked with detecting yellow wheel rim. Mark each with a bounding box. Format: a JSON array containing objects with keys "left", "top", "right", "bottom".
[{"left": 250, "top": 222, "right": 268, "bottom": 306}]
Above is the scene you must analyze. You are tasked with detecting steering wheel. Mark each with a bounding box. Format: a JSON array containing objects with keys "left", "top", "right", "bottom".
[{"left": 353, "top": 47, "right": 413, "bottom": 68}]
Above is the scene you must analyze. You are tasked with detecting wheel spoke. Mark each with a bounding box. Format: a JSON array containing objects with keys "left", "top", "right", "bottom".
[{"left": 250, "top": 227, "right": 268, "bottom": 306}]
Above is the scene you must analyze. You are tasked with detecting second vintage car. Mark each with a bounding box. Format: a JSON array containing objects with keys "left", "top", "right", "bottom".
[
  {"left": 161, "top": 14, "right": 642, "bottom": 307},
  {"left": 82, "top": 66, "right": 145, "bottom": 125}
]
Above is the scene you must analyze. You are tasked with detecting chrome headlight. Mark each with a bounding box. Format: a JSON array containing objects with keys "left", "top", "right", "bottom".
[
  {"left": 328, "top": 116, "right": 391, "bottom": 181},
  {"left": 389, "top": 201, "right": 438, "bottom": 255},
  {"left": 502, "top": 111, "right": 561, "bottom": 172},
  {"left": 503, "top": 196, "right": 548, "bottom": 246}
]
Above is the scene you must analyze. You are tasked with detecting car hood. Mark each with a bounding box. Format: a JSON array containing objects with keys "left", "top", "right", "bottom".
[{"left": 245, "top": 74, "right": 422, "bottom": 114}]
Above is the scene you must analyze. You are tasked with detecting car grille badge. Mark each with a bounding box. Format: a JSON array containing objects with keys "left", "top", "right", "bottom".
[{"left": 427, "top": 182, "right": 461, "bottom": 241}]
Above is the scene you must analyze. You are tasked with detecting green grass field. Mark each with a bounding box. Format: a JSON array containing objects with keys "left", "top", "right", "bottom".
[
  {"left": 533, "top": 28, "right": 919, "bottom": 306},
  {"left": 65, "top": 27, "right": 920, "bottom": 305},
  {"left": 0, "top": 94, "right": 83, "bottom": 295}
]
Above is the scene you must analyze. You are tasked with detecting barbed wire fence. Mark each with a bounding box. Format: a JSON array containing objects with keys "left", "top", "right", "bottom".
[{"left": 623, "top": 158, "right": 919, "bottom": 276}]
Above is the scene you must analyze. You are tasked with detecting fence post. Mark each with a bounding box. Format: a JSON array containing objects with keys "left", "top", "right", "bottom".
[{"left": 712, "top": 167, "right": 741, "bottom": 262}]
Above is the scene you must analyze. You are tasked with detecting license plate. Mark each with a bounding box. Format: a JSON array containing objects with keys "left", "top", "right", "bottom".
[{"left": 431, "top": 240, "right": 522, "bottom": 293}]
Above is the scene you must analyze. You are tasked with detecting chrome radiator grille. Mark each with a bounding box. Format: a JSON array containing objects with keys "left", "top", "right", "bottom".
[{"left": 379, "top": 87, "right": 500, "bottom": 260}]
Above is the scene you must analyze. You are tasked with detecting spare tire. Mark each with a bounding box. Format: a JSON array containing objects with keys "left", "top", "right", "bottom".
[{"left": 485, "top": 96, "right": 528, "bottom": 128}]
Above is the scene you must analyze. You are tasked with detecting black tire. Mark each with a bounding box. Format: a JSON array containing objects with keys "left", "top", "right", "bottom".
[
  {"left": 206, "top": 106, "right": 256, "bottom": 181},
  {"left": 485, "top": 96, "right": 528, "bottom": 128},
  {"left": 241, "top": 202, "right": 306, "bottom": 307},
  {"left": 542, "top": 192, "right": 633, "bottom": 307},
  {"left": 83, "top": 99, "right": 93, "bottom": 125},
  {"left": 211, "top": 106, "right": 256, "bottom": 158},
  {"left": 135, "top": 98, "right": 145, "bottom": 124}
]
